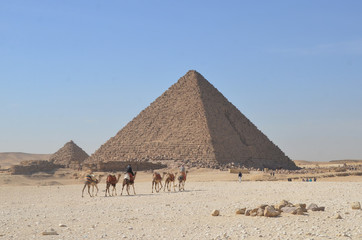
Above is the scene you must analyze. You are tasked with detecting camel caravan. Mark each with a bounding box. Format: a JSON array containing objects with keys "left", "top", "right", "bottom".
[{"left": 81, "top": 164, "right": 188, "bottom": 197}]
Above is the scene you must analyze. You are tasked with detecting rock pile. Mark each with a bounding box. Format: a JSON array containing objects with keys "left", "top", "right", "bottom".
[
  {"left": 49, "top": 140, "right": 89, "bottom": 169},
  {"left": 10, "top": 160, "right": 62, "bottom": 175},
  {"left": 236, "top": 200, "right": 325, "bottom": 218},
  {"left": 86, "top": 70, "right": 297, "bottom": 170}
]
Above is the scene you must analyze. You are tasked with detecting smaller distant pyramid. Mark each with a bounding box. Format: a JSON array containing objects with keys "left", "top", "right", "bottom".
[{"left": 49, "top": 140, "right": 89, "bottom": 168}]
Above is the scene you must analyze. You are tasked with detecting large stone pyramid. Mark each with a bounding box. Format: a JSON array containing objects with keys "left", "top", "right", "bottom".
[
  {"left": 49, "top": 140, "right": 89, "bottom": 168},
  {"left": 86, "top": 70, "right": 297, "bottom": 170}
]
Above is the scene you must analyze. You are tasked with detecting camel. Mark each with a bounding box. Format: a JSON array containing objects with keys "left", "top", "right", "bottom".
[
  {"left": 121, "top": 171, "right": 137, "bottom": 195},
  {"left": 178, "top": 171, "right": 188, "bottom": 191},
  {"left": 105, "top": 173, "right": 121, "bottom": 197},
  {"left": 152, "top": 172, "right": 166, "bottom": 193},
  {"left": 163, "top": 172, "right": 177, "bottom": 192},
  {"left": 82, "top": 174, "right": 103, "bottom": 197}
]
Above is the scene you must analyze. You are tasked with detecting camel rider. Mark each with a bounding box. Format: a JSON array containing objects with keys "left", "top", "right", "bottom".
[
  {"left": 126, "top": 164, "right": 134, "bottom": 179},
  {"left": 180, "top": 164, "right": 186, "bottom": 181}
]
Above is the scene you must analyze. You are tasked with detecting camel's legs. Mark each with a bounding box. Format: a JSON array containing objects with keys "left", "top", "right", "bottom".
[
  {"left": 121, "top": 184, "right": 125, "bottom": 195},
  {"left": 126, "top": 184, "right": 130, "bottom": 195},
  {"left": 94, "top": 185, "right": 98, "bottom": 196},
  {"left": 82, "top": 183, "right": 87, "bottom": 197},
  {"left": 88, "top": 185, "right": 93, "bottom": 197},
  {"left": 132, "top": 184, "right": 136, "bottom": 195},
  {"left": 105, "top": 183, "right": 109, "bottom": 197},
  {"left": 163, "top": 181, "right": 168, "bottom": 192}
]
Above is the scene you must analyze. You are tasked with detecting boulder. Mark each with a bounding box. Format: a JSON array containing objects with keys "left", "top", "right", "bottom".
[
  {"left": 264, "top": 206, "right": 280, "bottom": 217},
  {"left": 250, "top": 208, "right": 258, "bottom": 216},
  {"left": 258, "top": 204, "right": 268, "bottom": 210},
  {"left": 257, "top": 208, "right": 264, "bottom": 216},
  {"left": 236, "top": 208, "right": 246, "bottom": 214},
  {"left": 211, "top": 210, "right": 219, "bottom": 216},
  {"left": 307, "top": 203, "right": 325, "bottom": 211},
  {"left": 295, "top": 208, "right": 305, "bottom": 215},
  {"left": 334, "top": 214, "right": 342, "bottom": 219},
  {"left": 275, "top": 200, "right": 291, "bottom": 210},
  {"left": 281, "top": 206, "right": 297, "bottom": 214},
  {"left": 294, "top": 203, "right": 307, "bottom": 212},
  {"left": 42, "top": 228, "right": 58, "bottom": 235},
  {"left": 307, "top": 203, "right": 318, "bottom": 210},
  {"left": 245, "top": 210, "right": 251, "bottom": 216},
  {"left": 351, "top": 202, "right": 361, "bottom": 210}
]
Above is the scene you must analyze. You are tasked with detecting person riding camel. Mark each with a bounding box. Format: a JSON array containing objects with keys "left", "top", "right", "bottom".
[
  {"left": 180, "top": 164, "right": 186, "bottom": 181},
  {"left": 126, "top": 164, "right": 135, "bottom": 181}
]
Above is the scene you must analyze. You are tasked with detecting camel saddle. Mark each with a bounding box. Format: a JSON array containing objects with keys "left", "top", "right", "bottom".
[
  {"left": 86, "top": 174, "right": 96, "bottom": 183},
  {"left": 181, "top": 172, "right": 186, "bottom": 181},
  {"left": 154, "top": 173, "right": 162, "bottom": 181},
  {"left": 124, "top": 173, "right": 134, "bottom": 182},
  {"left": 169, "top": 174, "right": 175, "bottom": 182},
  {"left": 107, "top": 175, "right": 117, "bottom": 184}
]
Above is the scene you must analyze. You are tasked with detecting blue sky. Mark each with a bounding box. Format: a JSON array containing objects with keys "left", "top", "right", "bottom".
[{"left": 1, "top": 1, "right": 361, "bottom": 161}]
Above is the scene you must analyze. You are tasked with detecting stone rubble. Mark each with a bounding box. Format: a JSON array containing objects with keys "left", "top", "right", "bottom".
[{"left": 237, "top": 200, "right": 325, "bottom": 218}]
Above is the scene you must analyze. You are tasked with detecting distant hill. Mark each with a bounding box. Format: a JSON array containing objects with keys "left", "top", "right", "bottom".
[
  {"left": 0, "top": 152, "right": 51, "bottom": 168},
  {"left": 329, "top": 159, "right": 362, "bottom": 164},
  {"left": 294, "top": 159, "right": 362, "bottom": 167}
]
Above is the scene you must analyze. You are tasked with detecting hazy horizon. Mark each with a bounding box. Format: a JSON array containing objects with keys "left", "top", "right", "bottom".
[{"left": 1, "top": 1, "right": 361, "bottom": 162}]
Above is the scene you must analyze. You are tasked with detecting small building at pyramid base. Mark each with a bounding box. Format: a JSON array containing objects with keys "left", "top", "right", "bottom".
[{"left": 85, "top": 70, "right": 298, "bottom": 171}]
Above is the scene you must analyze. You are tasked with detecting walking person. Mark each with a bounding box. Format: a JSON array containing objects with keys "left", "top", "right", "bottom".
[{"left": 238, "top": 171, "right": 242, "bottom": 182}]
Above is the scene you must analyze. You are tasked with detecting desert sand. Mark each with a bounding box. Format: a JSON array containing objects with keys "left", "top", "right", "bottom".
[{"left": 0, "top": 168, "right": 361, "bottom": 240}]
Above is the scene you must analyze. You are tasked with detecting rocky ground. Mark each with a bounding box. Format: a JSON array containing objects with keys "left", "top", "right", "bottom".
[{"left": 0, "top": 170, "right": 361, "bottom": 240}]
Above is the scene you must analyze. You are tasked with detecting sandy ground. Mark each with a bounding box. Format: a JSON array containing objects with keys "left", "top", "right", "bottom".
[{"left": 0, "top": 170, "right": 361, "bottom": 240}]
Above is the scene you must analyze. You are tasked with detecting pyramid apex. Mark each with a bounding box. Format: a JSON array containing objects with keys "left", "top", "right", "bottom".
[{"left": 185, "top": 70, "right": 202, "bottom": 77}]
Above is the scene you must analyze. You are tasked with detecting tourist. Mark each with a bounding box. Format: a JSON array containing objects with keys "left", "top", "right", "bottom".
[
  {"left": 238, "top": 172, "right": 242, "bottom": 182},
  {"left": 180, "top": 164, "right": 186, "bottom": 181},
  {"left": 126, "top": 164, "right": 134, "bottom": 177},
  {"left": 180, "top": 164, "right": 185, "bottom": 173}
]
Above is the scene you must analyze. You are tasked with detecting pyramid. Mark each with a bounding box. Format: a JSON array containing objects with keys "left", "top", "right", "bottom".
[
  {"left": 86, "top": 70, "right": 297, "bottom": 170},
  {"left": 49, "top": 140, "right": 89, "bottom": 168}
]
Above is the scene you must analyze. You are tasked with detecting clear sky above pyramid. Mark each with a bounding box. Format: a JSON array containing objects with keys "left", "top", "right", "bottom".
[{"left": 1, "top": 1, "right": 362, "bottom": 162}]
